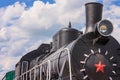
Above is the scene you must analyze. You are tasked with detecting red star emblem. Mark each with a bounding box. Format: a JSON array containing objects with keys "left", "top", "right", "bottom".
[{"left": 94, "top": 61, "right": 106, "bottom": 73}]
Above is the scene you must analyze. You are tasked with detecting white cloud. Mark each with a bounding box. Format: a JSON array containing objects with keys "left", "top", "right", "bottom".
[
  {"left": 0, "top": 28, "right": 10, "bottom": 41},
  {"left": 0, "top": 55, "right": 21, "bottom": 70},
  {"left": 16, "top": 0, "right": 97, "bottom": 32},
  {"left": 102, "top": 3, "right": 120, "bottom": 43},
  {"left": 103, "top": 5, "right": 120, "bottom": 23},
  {"left": 0, "top": 2, "right": 26, "bottom": 27},
  {"left": 112, "top": 26, "right": 120, "bottom": 43},
  {"left": 0, "top": 55, "right": 21, "bottom": 79}
]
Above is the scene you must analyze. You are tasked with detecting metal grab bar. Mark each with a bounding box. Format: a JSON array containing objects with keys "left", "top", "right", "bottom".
[
  {"left": 15, "top": 60, "right": 51, "bottom": 80},
  {"left": 15, "top": 48, "right": 72, "bottom": 80}
]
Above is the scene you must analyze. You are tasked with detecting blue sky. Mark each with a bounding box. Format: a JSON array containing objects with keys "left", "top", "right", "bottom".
[
  {"left": 0, "top": 0, "right": 34, "bottom": 7},
  {"left": 0, "top": 0, "right": 55, "bottom": 7},
  {"left": 0, "top": 0, "right": 120, "bottom": 79}
]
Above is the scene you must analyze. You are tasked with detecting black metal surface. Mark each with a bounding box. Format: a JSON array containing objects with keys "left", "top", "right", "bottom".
[
  {"left": 85, "top": 2, "right": 103, "bottom": 33},
  {"left": 59, "top": 28, "right": 79, "bottom": 48},
  {"left": 71, "top": 32, "right": 120, "bottom": 80},
  {"left": 20, "top": 43, "right": 50, "bottom": 62},
  {"left": 52, "top": 24, "right": 79, "bottom": 51}
]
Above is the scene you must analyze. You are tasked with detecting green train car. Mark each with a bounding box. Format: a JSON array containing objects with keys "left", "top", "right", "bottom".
[{"left": 2, "top": 70, "right": 15, "bottom": 80}]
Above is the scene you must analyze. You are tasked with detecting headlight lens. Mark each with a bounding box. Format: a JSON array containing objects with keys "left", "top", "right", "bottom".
[
  {"left": 97, "top": 20, "right": 113, "bottom": 36},
  {"left": 99, "top": 25, "right": 107, "bottom": 33}
]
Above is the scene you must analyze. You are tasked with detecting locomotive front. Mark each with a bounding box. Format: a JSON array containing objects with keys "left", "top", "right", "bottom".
[{"left": 69, "top": 2, "right": 120, "bottom": 80}]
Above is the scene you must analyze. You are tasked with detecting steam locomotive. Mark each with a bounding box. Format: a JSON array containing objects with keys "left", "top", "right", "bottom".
[{"left": 15, "top": 2, "right": 120, "bottom": 80}]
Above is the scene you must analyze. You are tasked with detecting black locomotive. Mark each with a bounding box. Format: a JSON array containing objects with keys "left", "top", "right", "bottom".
[{"left": 15, "top": 2, "right": 120, "bottom": 80}]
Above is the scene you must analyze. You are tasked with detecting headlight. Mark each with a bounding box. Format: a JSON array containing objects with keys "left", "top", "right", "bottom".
[{"left": 97, "top": 20, "right": 113, "bottom": 36}]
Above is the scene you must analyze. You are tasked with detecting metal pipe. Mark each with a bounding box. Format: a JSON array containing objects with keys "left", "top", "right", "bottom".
[{"left": 85, "top": 2, "right": 103, "bottom": 33}]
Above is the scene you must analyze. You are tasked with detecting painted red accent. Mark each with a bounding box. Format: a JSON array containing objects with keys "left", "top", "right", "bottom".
[{"left": 94, "top": 61, "right": 106, "bottom": 73}]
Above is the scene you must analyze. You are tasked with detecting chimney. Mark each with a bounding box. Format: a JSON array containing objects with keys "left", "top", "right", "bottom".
[{"left": 85, "top": 2, "right": 103, "bottom": 33}]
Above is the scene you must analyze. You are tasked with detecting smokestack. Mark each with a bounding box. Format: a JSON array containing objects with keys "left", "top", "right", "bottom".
[{"left": 85, "top": 2, "right": 103, "bottom": 33}]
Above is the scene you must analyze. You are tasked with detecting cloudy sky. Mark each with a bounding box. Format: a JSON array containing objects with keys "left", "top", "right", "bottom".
[{"left": 0, "top": 0, "right": 120, "bottom": 79}]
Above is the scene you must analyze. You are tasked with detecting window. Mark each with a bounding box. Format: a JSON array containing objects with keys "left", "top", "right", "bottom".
[{"left": 21, "top": 61, "right": 28, "bottom": 73}]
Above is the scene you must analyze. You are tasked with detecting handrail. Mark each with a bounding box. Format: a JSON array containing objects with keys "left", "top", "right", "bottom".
[
  {"left": 15, "top": 48, "right": 72, "bottom": 80},
  {"left": 15, "top": 60, "right": 51, "bottom": 80},
  {"left": 64, "top": 48, "right": 72, "bottom": 80}
]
